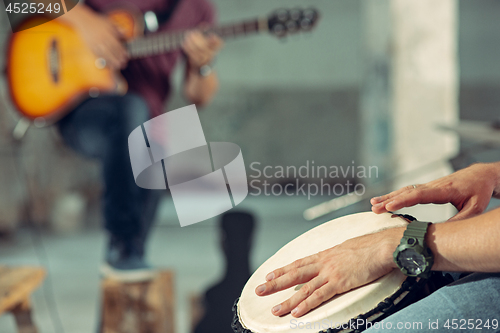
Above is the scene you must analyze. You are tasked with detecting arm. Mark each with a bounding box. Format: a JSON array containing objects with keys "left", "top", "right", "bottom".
[
  {"left": 181, "top": 31, "right": 223, "bottom": 107},
  {"left": 256, "top": 209, "right": 500, "bottom": 318},
  {"left": 56, "top": 3, "right": 127, "bottom": 69},
  {"left": 371, "top": 162, "right": 500, "bottom": 221},
  {"left": 256, "top": 163, "right": 500, "bottom": 318}
]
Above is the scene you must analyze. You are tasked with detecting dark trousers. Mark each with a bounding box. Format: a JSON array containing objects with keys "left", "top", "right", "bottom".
[{"left": 58, "top": 93, "right": 161, "bottom": 244}]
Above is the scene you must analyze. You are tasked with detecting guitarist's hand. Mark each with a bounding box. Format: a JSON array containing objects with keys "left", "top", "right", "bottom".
[
  {"left": 182, "top": 30, "right": 223, "bottom": 71},
  {"left": 59, "top": 4, "right": 128, "bottom": 69}
]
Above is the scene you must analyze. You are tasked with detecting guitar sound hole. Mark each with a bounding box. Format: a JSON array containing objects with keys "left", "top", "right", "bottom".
[{"left": 49, "top": 39, "right": 59, "bottom": 83}]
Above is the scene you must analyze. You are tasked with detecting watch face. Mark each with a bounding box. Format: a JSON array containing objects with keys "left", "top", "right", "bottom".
[{"left": 397, "top": 248, "right": 426, "bottom": 275}]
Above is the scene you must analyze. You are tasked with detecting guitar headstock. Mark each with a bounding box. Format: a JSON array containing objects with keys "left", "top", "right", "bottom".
[{"left": 267, "top": 8, "right": 320, "bottom": 38}]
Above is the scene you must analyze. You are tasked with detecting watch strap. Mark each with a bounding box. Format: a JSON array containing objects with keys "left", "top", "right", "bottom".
[
  {"left": 394, "top": 220, "right": 434, "bottom": 279},
  {"left": 199, "top": 64, "right": 213, "bottom": 77},
  {"left": 403, "top": 221, "right": 431, "bottom": 242}
]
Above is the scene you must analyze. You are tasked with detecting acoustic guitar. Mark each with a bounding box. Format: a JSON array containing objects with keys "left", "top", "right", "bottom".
[{"left": 6, "top": 8, "right": 319, "bottom": 123}]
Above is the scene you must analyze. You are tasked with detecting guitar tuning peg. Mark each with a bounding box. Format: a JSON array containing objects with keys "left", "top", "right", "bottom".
[
  {"left": 286, "top": 20, "right": 298, "bottom": 34},
  {"left": 275, "top": 8, "right": 289, "bottom": 22},
  {"left": 300, "top": 18, "right": 312, "bottom": 31},
  {"left": 289, "top": 8, "right": 301, "bottom": 21}
]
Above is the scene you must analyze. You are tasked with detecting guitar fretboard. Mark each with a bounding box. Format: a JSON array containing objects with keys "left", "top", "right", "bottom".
[{"left": 126, "top": 18, "right": 268, "bottom": 59}]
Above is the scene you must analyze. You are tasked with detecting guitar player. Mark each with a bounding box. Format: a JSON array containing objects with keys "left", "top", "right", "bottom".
[{"left": 54, "top": 0, "right": 223, "bottom": 281}]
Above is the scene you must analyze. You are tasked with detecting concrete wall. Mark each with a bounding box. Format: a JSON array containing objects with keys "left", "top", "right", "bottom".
[
  {"left": 458, "top": 0, "right": 500, "bottom": 164},
  {"left": 169, "top": 0, "right": 364, "bottom": 180}
]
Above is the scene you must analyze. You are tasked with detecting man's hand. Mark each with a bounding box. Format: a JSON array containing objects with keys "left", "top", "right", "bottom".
[
  {"left": 182, "top": 30, "right": 223, "bottom": 71},
  {"left": 182, "top": 29, "right": 223, "bottom": 107},
  {"left": 255, "top": 228, "right": 403, "bottom": 318},
  {"left": 58, "top": 4, "right": 128, "bottom": 69},
  {"left": 371, "top": 162, "right": 500, "bottom": 221}
]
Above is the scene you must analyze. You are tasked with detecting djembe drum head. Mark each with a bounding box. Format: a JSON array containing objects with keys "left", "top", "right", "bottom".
[{"left": 233, "top": 212, "right": 425, "bottom": 333}]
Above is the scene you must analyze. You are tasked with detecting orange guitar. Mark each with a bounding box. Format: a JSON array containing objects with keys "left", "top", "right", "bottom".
[{"left": 7, "top": 8, "right": 319, "bottom": 123}]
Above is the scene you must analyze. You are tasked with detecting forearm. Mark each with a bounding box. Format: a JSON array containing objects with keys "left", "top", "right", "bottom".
[
  {"left": 383, "top": 208, "right": 500, "bottom": 273},
  {"left": 429, "top": 208, "right": 500, "bottom": 272},
  {"left": 183, "top": 68, "right": 219, "bottom": 107}
]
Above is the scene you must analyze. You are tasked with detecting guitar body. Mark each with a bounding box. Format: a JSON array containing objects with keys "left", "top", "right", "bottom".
[{"left": 7, "top": 11, "right": 139, "bottom": 122}]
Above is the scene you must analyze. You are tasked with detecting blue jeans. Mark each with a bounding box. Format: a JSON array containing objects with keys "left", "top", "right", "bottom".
[
  {"left": 57, "top": 93, "right": 161, "bottom": 243},
  {"left": 364, "top": 272, "right": 500, "bottom": 332}
]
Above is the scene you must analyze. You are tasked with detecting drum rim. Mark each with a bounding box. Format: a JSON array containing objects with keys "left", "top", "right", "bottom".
[{"left": 232, "top": 276, "right": 426, "bottom": 333}]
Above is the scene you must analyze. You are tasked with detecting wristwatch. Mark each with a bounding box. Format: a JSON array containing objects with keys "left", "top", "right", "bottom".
[
  {"left": 393, "top": 221, "right": 434, "bottom": 279},
  {"left": 199, "top": 64, "right": 213, "bottom": 77}
]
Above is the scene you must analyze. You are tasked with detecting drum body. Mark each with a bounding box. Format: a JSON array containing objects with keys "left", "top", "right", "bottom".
[{"left": 233, "top": 212, "right": 422, "bottom": 333}]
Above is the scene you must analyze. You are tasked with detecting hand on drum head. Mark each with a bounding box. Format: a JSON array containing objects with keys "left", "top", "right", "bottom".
[
  {"left": 370, "top": 162, "right": 500, "bottom": 222},
  {"left": 255, "top": 228, "right": 404, "bottom": 318}
]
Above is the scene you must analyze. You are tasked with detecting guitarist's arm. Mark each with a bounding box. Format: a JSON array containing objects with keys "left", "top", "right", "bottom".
[
  {"left": 182, "top": 30, "right": 223, "bottom": 107},
  {"left": 56, "top": 3, "right": 127, "bottom": 69}
]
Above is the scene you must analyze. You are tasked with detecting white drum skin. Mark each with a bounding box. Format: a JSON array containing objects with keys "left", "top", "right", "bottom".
[{"left": 238, "top": 212, "right": 410, "bottom": 333}]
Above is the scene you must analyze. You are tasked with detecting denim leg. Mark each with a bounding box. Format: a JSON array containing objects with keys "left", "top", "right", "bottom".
[
  {"left": 363, "top": 272, "right": 500, "bottom": 332},
  {"left": 58, "top": 93, "right": 161, "bottom": 242}
]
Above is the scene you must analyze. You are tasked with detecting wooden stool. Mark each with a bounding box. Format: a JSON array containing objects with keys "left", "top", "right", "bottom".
[
  {"left": 0, "top": 266, "right": 46, "bottom": 333},
  {"left": 100, "top": 270, "right": 175, "bottom": 333}
]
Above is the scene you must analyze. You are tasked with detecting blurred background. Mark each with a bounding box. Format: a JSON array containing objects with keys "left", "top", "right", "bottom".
[{"left": 0, "top": 0, "right": 500, "bottom": 333}]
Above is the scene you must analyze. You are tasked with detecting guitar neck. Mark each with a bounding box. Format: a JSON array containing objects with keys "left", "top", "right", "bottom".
[{"left": 126, "top": 17, "right": 268, "bottom": 59}]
